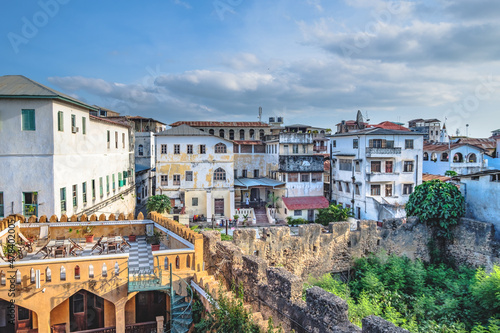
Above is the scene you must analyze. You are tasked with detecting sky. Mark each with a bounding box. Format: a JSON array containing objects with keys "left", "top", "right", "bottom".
[{"left": 1, "top": 0, "right": 500, "bottom": 137}]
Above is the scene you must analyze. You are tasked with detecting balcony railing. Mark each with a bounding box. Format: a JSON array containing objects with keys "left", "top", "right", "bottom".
[
  {"left": 366, "top": 147, "right": 402, "bottom": 156},
  {"left": 313, "top": 146, "right": 327, "bottom": 151}
]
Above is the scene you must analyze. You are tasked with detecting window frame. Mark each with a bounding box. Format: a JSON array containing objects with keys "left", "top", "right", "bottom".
[
  {"left": 371, "top": 161, "right": 381, "bottom": 173},
  {"left": 215, "top": 143, "right": 227, "bottom": 154},
  {"left": 161, "top": 144, "right": 167, "bottom": 154},
  {"left": 185, "top": 171, "right": 193, "bottom": 182},
  {"left": 403, "top": 184, "right": 414, "bottom": 195},
  {"left": 60, "top": 187, "right": 67, "bottom": 213},
  {"left": 214, "top": 167, "right": 226, "bottom": 181},
  {"left": 199, "top": 145, "right": 206, "bottom": 154},
  {"left": 21, "top": 109, "right": 36, "bottom": 131},
  {"left": 300, "top": 173, "right": 310, "bottom": 182},
  {"left": 405, "top": 139, "right": 414, "bottom": 149},
  {"left": 161, "top": 175, "right": 168, "bottom": 186},
  {"left": 58, "top": 111, "right": 64, "bottom": 131},
  {"left": 174, "top": 144, "right": 180, "bottom": 154},
  {"left": 187, "top": 144, "right": 193, "bottom": 154},
  {"left": 72, "top": 184, "right": 77, "bottom": 207},
  {"left": 173, "top": 174, "right": 181, "bottom": 186},
  {"left": 82, "top": 116, "right": 86, "bottom": 134},
  {"left": 370, "top": 184, "right": 381, "bottom": 196},
  {"left": 403, "top": 161, "right": 414, "bottom": 173}
]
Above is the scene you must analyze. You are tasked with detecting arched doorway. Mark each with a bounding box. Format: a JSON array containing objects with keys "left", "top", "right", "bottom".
[
  {"left": 135, "top": 291, "right": 167, "bottom": 323},
  {"left": 0, "top": 299, "right": 35, "bottom": 333},
  {"left": 69, "top": 290, "right": 105, "bottom": 332}
]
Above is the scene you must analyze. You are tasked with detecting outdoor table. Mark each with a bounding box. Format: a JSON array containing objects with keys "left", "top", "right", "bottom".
[
  {"left": 101, "top": 236, "right": 123, "bottom": 254},
  {"left": 46, "top": 239, "right": 72, "bottom": 257}
]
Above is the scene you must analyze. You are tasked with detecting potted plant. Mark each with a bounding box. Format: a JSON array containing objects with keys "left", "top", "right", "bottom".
[
  {"left": 82, "top": 224, "right": 95, "bottom": 243},
  {"left": 242, "top": 213, "right": 249, "bottom": 226},
  {"left": 128, "top": 219, "right": 137, "bottom": 242},
  {"left": 146, "top": 230, "right": 164, "bottom": 251},
  {"left": 233, "top": 214, "right": 239, "bottom": 224}
]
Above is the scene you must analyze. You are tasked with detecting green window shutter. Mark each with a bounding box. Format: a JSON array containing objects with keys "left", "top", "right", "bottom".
[
  {"left": 58, "top": 111, "right": 64, "bottom": 131},
  {"left": 22, "top": 109, "right": 36, "bottom": 131},
  {"left": 82, "top": 117, "right": 86, "bottom": 134},
  {"left": 112, "top": 174, "right": 115, "bottom": 190},
  {"left": 118, "top": 173, "right": 122, "bottom": 187},
  {"left": 100, "top": 177, "right": 103, "bottom": 196}
]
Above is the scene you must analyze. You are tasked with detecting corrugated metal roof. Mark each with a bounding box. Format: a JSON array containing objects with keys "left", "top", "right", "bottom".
[
  {"left": 156, "top": 124, "right": 213, "bottom": 136},
  {"left": 282, "top": 196, "right": 329, "bottom": 210},
  {"left": 234, "top": 177, "right": 285, "bottom": 188},
  {"left": 333, "top": 127, "right": 422, "bottom": 137},
  {"left": 170, "top": 121, "right": 270, "bottom": 127},
  {"left": 423, "top": 142, "right": 485, "bottom": 152},
  {"left": 233, "top": 140, "right": 264, "bottom": 145},
  {"left": 0, "top": 75, "right": 96, "bottom": 110},
  {"left": 422, "top": 173, "right": 451, "bottom": 182},
  {"left": 135, "top": 164, "right": 150, "bottom": 173}
]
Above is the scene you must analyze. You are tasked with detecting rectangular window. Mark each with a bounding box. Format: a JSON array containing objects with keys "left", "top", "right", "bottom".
[
  {"left": 403, "top": 161, "right": 414, "bottom": 172},
  {"left": 23, "top": 192, "right": 38, "bottom": 216},
  {"left": 339, "top": 159, "right": 353, "bottom": 171},
  {"left": 61, "top": 188, "right": 66, "bottom": 212},
  {"left": 71, "top": 114, "right": 76, "bottom": 131},
  {"left": 288, "top": 173, "right": 299, "bottom": 182},
  {"left": 173, "top": 174, "right": 181, "bottom": 185},
  {"left": 403, "top": 184, "right": 414, "bottom": 195},
  {"left": 355, "top": 161, "right": 360, "bottom": 172},
  {"left": 99, "top": 177, "right": 103, "bottom": 197},
  {"left": 311, "top": 173, "right": 322, "bottom": 182},
  {"left": 405, "top": 139, "right": 414, "bottom": 149},
  {"left": 187, "top": 144, "right": 193, "bottom": 154},
  {"left": 174, "top": 144, "right": 180, "bottom": 154},
  {"left": 471, "top": 176, "right": 479, "bottom": 181},
  {"left": 254, "top": 169, "right": 259, "bottom": 178},
  {"left": 490, "top": 174, "right": 500, "bottom": 182},
  {"left": 293, "top": 144, "right": 299, "bottom": 154},
  {"left": 92, "top": 180, "right": 96, "bottom": 199},
  {"left": 370, "top": 185, "right": 381, "bottom": 196},
  {"left": 72, "top": 185, "right": 77, "bottom": 207},
  {"left": 337, "top": 181, "right": 343, "bottom": 192},
  {"left": 355, "top": 184, "right": 360, "bottom": 195},
  {"left": 82, "top": 182, "right": 87, "bottom": 204},
  {"left": 234, "top": 169, "right": 238, "bottom": 179},
  {"left": 294, "top": 210, "right": 302, "bottom": 216},
  {"left": 192, "top": 197, "right": 198, "bottom": 206},
  {"left": 21, "top": 109, "right": 36, "bottom": 131},
  {"left": 371, "top": 161, "right": 381, "bottom": 173},
  {"left": 302, "top": 145, "right": 307, "bottom": 154},
  {"left": 200, "top": 145, "right": 206, "bottom": 154},
  {"left": 0, "top": 192, "right": 4, "bottom": 218},
  {"left": 106, "top": 175, "right": 110, "bottom": 193},
  {"left": 112, "top": 174, "right": 115, "bottom": 190},
  {"left": 82, "top": 117, "right": 86, "bottom": 134},
  {"left": 242, "top": 169, "right": 248, "bottom": 178},
  {"left": 370, "top": 139, "right": 383, "bottom": 148},
  {"left": 107, "top": 131, "right": 110, "bottom": 148},
  {"left": 58, "top": 111, "right": 64, "bottom": 131},
  {"left": 118, "top": 173, "right": 123, "bottom": 187},
  {"left": 122, "top": 133, "right": 125, "bottom": 148},
  {"left": 186, "top": 171, "right": 193, "bottom": 181},
  {"left": 161, "top": 175, "right": 168, "bottom": 186},
  {"left": 332, "top": 140, "right": 336, "bottom": 148},
  {"left": 385, "top": 184, "right": 393, "bottom": 197},
  {"left": 345, "top": 182, "right": 350, "bottom": 193},
  {"left": 115, "top": 131, "right": 118, "bottom": 148},
  {"left": 353, "top": 139, "right": 358, "bottom": 149},
  {"left": 386, "top": 161, "right": 394, "bottom": 173},
  {"left": 301, "top": 174, "right": 310, "bottom": 182}
]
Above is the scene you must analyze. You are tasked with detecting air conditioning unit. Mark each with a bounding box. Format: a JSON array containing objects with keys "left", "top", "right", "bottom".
[{"left": 72, "top": 126, "right": 79, "bottom": 133}]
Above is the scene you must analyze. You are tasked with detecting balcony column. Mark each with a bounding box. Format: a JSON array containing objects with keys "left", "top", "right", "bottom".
[
  {"left": 115, "top": 302, "right": 126, "bottom": 333},
  {"left": 206, "top": 190, "right": 212, "bottom": 222},
  {"left": 36, "top": 308, "right": 51, "bottom": 333}
]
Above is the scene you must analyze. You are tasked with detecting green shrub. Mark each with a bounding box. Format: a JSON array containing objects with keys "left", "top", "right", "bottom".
[{"left": 316, "top": 204, "right": 354, "bottom": 226}]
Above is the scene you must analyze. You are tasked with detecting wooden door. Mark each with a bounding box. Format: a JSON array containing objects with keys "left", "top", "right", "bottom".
[
  {"left": 0, "top": 300, "right": 15, "bottom": 333},
  {"left": 214, "top": 199, "right": 224, "bottom": 215},
  {"left": 250, "top": 188, "right": 260, "bottom": 202},
  {"left": 16, "top": 306, "right": 32, "bottom": 330},
  {"left": 308, "top": 209, "right": 314, "bottom": 221},
  {"left": 136, "top": 291, "right": 166, "bottom": 323},
  {"left": 70, "top": 290, "right": 105, "bottom": 332}
]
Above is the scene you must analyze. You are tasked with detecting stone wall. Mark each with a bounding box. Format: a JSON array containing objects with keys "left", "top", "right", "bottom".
[
  {"left": 233, "top": 217, "right": 499, "bottom": 279},
  {"left": 202, "top": 230, "right": 409, "bottom": 333}
]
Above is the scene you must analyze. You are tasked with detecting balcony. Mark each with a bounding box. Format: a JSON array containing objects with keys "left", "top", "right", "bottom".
[
  {"left": 366, "top": 147, "right": 401, "bottom": 157},
  {"left": 366, "top": 172, "right": 400, "bottom": 182},
  {"left": 313, "top": 146, "right": 327, "bottom": 152}
]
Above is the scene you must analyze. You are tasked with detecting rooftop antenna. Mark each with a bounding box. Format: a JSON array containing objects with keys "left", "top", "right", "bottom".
[
  {"left": 365, "top": 110, "right": 370, "bottom": 122},
  {"left": 466, "top": 124, "right": 469, "bottom": 137},
  {"left": 258, "top": 106, "right": 262, "bottom": 122}
]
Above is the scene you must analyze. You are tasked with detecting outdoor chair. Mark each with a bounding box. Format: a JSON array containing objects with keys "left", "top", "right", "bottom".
[
  {"left": 39, "top": 225, "right": 50, "bottom": 242},
  {"left": 54, "top": 246, "right": 66, "bottom": 258},
  {"left": 120, "top": 239, "right": 131, "bottom": 252},
  {"left": 91, "top": 236, "right": 104, "bottom": 254},
  {"left": 35, "top": 240, "right": 50, "bottom": 259},
  {"left": 18, "top": 232, "right": 35, "bottom": 253},
  {"left": 107, "top": 241, "right": 118, "bottom": 254},
  {"left": 69, "top": 239, "right": 84, "bottom": 257}
]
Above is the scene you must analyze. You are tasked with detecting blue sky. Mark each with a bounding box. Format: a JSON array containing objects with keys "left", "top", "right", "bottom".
[{"left": 1, "top": 0, "right": 499, "bottom": 137}]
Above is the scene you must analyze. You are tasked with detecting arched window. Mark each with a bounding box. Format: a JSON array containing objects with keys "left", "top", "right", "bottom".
[
  {"left": 164, "top": 257, "right": 169, "bottom": 270},
  {"left": 423, "top": 152, "right": 429, "bottom": 161},
  {"left": 209, "top": 129, "right": 215, "bottom": 135},
  {"left": 115, "top": 262, "right": 119, "bottom": 275},
  {"left": 214, "top": 168, "right": 226, "bottom": 181},
  {"left": 219, "top": 129, "right": 225, "bottom": 138},
  {"left": 467, "top": 153, "right": 477, "bottom": 163},
  {"left": 259, "top": 129, "right": 265, "bottom": 140},
  {"left": 102, "top": 263, "right": 107, "bottom": 277},
  {"left": 138, "top": 144, "right": 144, "bottom": 156},
  {"left": 431, "top": 153, "right": 437, "bottom": 161},
  {"left": 30, "top": 268, "right": 35, "bottom": 283},
  {"left": 46, "top": 267, "right": 51, "bottom": 282},
  {"left": 239, "top": 129, "right": 245, "bottom": 140},
  {"left": 176, "top": 255, "right": 180, "bottom": 269},
  {"left": 88, "top": 264, "right": 94, "bottom": 278},
  {"left": 229, "top": 129, "right": 235, "bottom": 140},
  {"left": 215, "top": 143, "right": 227, "bottom": 154},
  {"left": 186, "top": 255, "right": 191, "bottom": 268},
  {"left": 60, "top": 266, "right": 66, "bottom": 281},
  {"left": 16, "top": 270, "right": 21, "bottom": 284},
  {"left": 0, "top": 270, "right": 5, "bottom": 285},
  {"left": 75, "top": 265, "right": 80, "bottom": 279},
  {"left": 249, "top": 129, "right": 255, "bottom": 139},
  {"left": 453, "top": 153, "right": 464, "bottom": 163},
  {"left": 441, "top": 152, "right": 449, "bottom": 161}
]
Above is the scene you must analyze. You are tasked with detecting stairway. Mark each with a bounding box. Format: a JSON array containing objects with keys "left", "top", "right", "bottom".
[
  {"left": 254, "top": 207, "right": 269, "bottom": 224},
  {"left": 170, "top": 294, "right": 193, "bottom": 333}
]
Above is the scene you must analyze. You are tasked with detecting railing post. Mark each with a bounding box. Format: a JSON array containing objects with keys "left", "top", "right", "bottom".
[{"left": 156, "top": 316, "right": 164, "bottom": 333}]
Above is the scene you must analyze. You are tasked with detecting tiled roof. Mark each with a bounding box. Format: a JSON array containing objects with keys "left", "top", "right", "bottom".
[
  {"left": 89, "top": 115, "right": 131, "bottom": 128},
  {"left": 456, "top": 138, "right": 496, "bottom": 150},
  {"left": 170, "top": 121, "right": 270, "bottom": 127},
  {"left": 423, "top": 142, "right": 485, "bottom": 152},
  {"left": 333, "top": 127, "right": 422, "bottom": 137},
  {"left": 369, "top": 121, "right": 410, "bottom": 131},
  {"left": 156, "top": 124, "right": 213, "bottom": 136},
  {"left": 422, "top": 173, "right": 451, "bottom": 182},
  {"left": 127, "top": 116, "right": 166, "bottom": 124},
  {"left": 282, "top": 196, "right": 329, "bottom": 210}
]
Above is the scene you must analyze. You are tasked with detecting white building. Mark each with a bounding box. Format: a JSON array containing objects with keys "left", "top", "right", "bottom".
[
  {"left": 423, "top": 142, "right": 487, "bottom": 176},
  {"left": 0, "top": 75, "right": 135, "bottom": 218},
  {"left": 155, "top": 125, "right": 235, "bottom": 223},
  {"left": 330, "top": 128, "right": 424, "bottom": 221},
  {"left": 453, "top": 170, "right": 500, "bottom": 239},
  {"left": 408, "top": 118, "right": 441, "bottom": 142}
]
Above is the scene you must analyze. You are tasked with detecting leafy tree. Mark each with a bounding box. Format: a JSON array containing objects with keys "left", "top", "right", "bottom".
[
  {"left": 146, "top": 194, "right": 172, "bottom": 214},
  {"left": 316, "top": 204, "right": 354, "bottom": 226},
  {"left": 405, "top": 180, "right": 465, "bottom": 238},
  {"left": 445, "top": 170, "right": 458, "bottom": 176}
]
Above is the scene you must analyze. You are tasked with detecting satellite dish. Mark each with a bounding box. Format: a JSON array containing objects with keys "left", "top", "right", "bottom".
[{"left": 356, "top": 110, "right": 365, "bottom": 129}]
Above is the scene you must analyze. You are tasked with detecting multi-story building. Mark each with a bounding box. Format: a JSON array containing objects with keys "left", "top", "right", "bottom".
[
  {"left": 408, "top": 118, "right": 441, "bottom": 142},
  {"left": 169, "top": 121, "right": 271, "bottom": 141},
  {"left": 330, "top": 128, "right": 423, "bottom": 221},
  {"left": 155, "top": 125, "right": 235, "bottom": 223},
  {"left": 423, "top": 142, "right": 487, "bottom": 175},
  {"left": 0, "top": 75, "right": 135, "bottom": 219}
]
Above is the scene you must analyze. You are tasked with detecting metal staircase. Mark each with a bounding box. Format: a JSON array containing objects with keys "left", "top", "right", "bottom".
[{"left": 128, "top": 263, "right": 193, "bottom": 333}]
